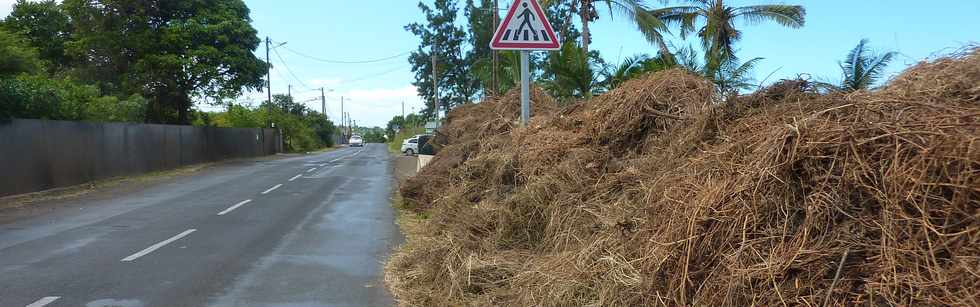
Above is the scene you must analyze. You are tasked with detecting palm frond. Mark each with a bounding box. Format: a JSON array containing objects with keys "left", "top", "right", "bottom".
[
  {"left": 837, "top": 39, "right": 896, "bottom": 92},
  {"left": 649, "top": 6, "right": 700, "bottom": 38},
  {"left": 731, "top": 57, "right": 763, "bottom": 79},
  {"left": 858, "top": 50, "right": 897, "bottom": 88},
  {"left": 734, "top": 5, "right": 806, "bottom": 28}
]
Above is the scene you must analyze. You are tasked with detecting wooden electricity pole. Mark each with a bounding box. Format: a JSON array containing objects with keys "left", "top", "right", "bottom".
[{"left": 431, "top": 47, "right": 439, "bottom": 121}]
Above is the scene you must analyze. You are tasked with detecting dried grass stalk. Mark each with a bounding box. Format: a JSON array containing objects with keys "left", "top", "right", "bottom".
[{"left": 387, "top": 49, "right": 980, "bottom": 307}]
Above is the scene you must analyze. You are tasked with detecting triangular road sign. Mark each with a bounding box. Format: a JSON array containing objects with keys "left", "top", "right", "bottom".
[{"left": 490, "top": 0, "right": 561, "bottom": 50}]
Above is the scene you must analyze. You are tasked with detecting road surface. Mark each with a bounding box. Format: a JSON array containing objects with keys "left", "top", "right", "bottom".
[{"left": 0, "top": 144, "right": 401, "bottom": 307}]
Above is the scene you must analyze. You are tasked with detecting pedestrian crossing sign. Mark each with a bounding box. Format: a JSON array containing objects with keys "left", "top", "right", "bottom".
[{"left": 490, "top": 0, "right": 560, "bottom": 50}]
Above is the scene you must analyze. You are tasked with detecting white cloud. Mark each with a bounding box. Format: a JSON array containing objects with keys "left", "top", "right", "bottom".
[
  {"left": 332, "top": 85, "right": 425, "bottom": 127},
  {"left": 0, "top": 0, "right": 17, "bottom": 18},
  {"left": 345, "top": 85, "right": 417, "bottom": 101}
]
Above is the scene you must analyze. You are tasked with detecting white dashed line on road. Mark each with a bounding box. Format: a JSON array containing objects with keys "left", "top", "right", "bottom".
[
  {"left": 288, "top": 174, "right": 302, "bottom": 182},
  {"left": 26, "top": 296, "right": 60, "bottom": 307},
  {"left": 307, "top": 168, "right": 317, "bottom": 173},
  {"left": 121, "top": 229, "right": 196, "bottom": 262},
  {"left": 217, "top": 199, "right": 252, "bottom": 216},
  {"left": 261, "top": 184, "right": 283, "bottom": 194}
]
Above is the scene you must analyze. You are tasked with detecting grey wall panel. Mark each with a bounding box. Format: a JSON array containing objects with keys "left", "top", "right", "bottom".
[{"left": 0, "top": 119, "right": 281, "bottom": 197}]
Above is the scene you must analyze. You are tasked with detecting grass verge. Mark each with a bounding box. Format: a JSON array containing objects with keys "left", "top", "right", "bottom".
[
  {"left": 383, "top": 185, "right": 428, "bottom": 306},
  {"left": 0, "top": 162, "right": 216, "bottom": 211},
  {"left": 388, "top": 126, "right": 426, "bottom": 154}
]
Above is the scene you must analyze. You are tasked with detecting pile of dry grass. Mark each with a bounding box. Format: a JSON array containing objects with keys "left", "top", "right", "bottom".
[
  {"left": 387, "top": 51, "right": 980, "bottom": 306},
  {"left": 399, "top": 87, "right": 558, "bottom": 211}
]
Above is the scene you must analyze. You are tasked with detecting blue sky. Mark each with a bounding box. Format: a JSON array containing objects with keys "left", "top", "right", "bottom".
[{"left": 2, "top": 1, "right": 978, "bottom": 127}]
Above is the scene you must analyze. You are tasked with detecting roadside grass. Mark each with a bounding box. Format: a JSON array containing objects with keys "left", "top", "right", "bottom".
[
  {"left": 0, "top": 151, "right": 300, "bottom": 211},
  {"left": 306, "top": 145, "right": 340, "bottom": 154},
  {"left": 0, "top": 162, "right": 215, "bottom": 211},
  {"left": 384, "top": 182, "right": 428, "bottom": 305},
  {"left": 388, "top": 126, "right": 426, "bottom": 154}
]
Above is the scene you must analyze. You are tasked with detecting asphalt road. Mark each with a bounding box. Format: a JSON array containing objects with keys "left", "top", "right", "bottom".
[{"left": 0, "top": 144, "right": 401, "bottom": 307}]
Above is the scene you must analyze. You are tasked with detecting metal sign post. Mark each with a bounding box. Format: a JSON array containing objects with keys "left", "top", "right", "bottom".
[
  {"left": 490, "top": 0, "right": 560, "bottom": 127},
  {"left": 520, "top": 51, "right": 531, "bottom": 125}
]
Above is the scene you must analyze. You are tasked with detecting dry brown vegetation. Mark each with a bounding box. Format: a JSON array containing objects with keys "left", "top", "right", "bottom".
[{"left": 386, "top": 50, "right": 980, "bottom": 306}]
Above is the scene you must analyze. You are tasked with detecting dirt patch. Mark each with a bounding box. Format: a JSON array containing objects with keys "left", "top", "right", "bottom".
[
  {"left": 392, "top": 155, "right": 418, "bottom": 184},
  {"left": 386, "top": 51, "right": 980, "bottom": 307}
]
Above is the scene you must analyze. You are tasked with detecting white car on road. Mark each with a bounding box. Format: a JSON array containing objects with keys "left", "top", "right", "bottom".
[{"left": 349, "top": 135, "right": 364, "bottom": 147}]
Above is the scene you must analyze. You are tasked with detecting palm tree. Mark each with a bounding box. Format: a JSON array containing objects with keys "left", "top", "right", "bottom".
[
  {"left": 473, "top": 50, "right": 521, "bottom": 94},
  {"left": 542, "top": 0, "right": 671, "bottom": 56},
  {"left": 833, "top": 39, "right": 897, "bottom": 92},
  {"left": 653, "top": 0, "right": 805, "bottom": 73},
  {"left": 542, "top": 43, "right": 604, "bottom": 100},
  {"left": 673, "top": 44, "right": 763, "bottom": 96},
  {"left": 601, "top": 54, "right": 672, "bottom": 90}
]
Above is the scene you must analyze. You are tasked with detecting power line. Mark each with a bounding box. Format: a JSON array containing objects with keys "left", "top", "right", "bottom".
[
  {"left": 272, "top": 48, "right": 314, "bottom": 90},
  {"left": 340, "top": 65, "right": 410, "bottom": 85},
  {"left": 279, "top": 44, "right": 410, "bottom": 64}
]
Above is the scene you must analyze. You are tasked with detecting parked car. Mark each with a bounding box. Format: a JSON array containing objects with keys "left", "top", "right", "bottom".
[
  {"left": 349, "top": 135, "right": 364, "bottom": 147},
  {"left": 400, "top": 134, "right": 431, "bottom": 155},
  {"left": 400, "top": 135, "right": 420, "bottom": 155}
]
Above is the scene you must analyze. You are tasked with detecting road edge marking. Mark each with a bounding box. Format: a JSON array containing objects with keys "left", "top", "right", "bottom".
[
  {"left": 261, "top": 184, "right": 283, "bottom": 195},
  {"left": 217, "top": 199, "right": 252, "bottom": 216},
  {"left": 121, "top": 229, "right": 197, "bottom": 262}
]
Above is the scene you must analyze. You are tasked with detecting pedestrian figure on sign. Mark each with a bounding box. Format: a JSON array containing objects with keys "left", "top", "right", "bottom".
[{"left": 513, "top": 2, "right": 540, "bottom": 41}]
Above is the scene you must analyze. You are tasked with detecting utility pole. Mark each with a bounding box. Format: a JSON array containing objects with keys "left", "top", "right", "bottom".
[
  {"left": 492, "top": 0, "right": 499, "bottom": 96},
  {"left": 340, "top": 96, "right": 345, "bottom": 139},
  {"left": 287, "top": 85, "right": 292, "bottom": 99},
  {"left": 401, "top": 101, "right": 405, "bottom": 119},
  {"left": 431, "top": 47, "right": 439, "bottom": 121},
  {"left": 265, "top": 36, "right": 272, "bottom": 127},
  {"left": 320, "top": 88, "right": 326, "bottom": 118}
]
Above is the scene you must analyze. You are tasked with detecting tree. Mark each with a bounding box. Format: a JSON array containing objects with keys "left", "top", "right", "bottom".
[
  {"left": 61, "top": 0, "right": 268, "bottom": 125},
  {"left": 0, "top": 29, "right": 42, "bottom": 77},
  {"left": 601, "top": 53, "right": 672, "bottom": 90},
  {"left": 671, "top": 43, "right": 762, "bottom": 96},
  {"left": 541, "top": 43, "right": 605, "bottom": 100},
  {"left": 1, "top": 0, "right": 71, "bottom": 70},
  {"left": 468, "top": 2, "right": 578, "bottom": 97},
  {"left": 653, "top": 0, "right": 804, "bottom": 74},
  {"left": 543, "top": 0, "right": 670, "bottom": 55},
  {"left": 466, "top": 0, "right": 494, "bottom": 93},
  {"left": 832, "top": 39, "right": 897, "bottom": 92},
  {"left": 406, "top": 0, "right": 476, "bottom": 117},
  {"left": 360, "top": 128, "right": 387, "bottom": 143}
]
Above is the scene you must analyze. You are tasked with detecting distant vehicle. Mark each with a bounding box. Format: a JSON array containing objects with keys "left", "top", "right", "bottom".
[
  {"left": 349, "top": 135, "right": 364, "bottom": 147},
  {"left": 400, "top": 134, "right": 430, "bottom": 155}
]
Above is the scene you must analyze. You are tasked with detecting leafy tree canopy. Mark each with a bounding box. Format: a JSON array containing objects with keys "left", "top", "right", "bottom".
[
  {"left": 0, "top": 29, "right": 42, "bottom": 77},
  {"left": 1, "top": 0, "right": 71, "bottom": 70},
  {"left": 406, "top": 0, "right": 476, "bottom": 117},
  {"left": 62, "top": 0, "right": 268, "bottom": 124}
]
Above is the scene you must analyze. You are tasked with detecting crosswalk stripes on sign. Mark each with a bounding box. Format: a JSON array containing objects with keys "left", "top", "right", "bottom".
[{"left": 490, "top": 0, "right": 560, "bottom": 50}]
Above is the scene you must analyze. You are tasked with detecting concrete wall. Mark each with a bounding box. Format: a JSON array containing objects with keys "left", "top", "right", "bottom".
[{"left": 0, "top": 119, "right": 280, "bottom": 197}]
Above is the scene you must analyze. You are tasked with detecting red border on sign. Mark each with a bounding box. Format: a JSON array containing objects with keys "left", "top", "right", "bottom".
[{"left": 490, "top": 0, "right": 560, "bottom": 50}]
